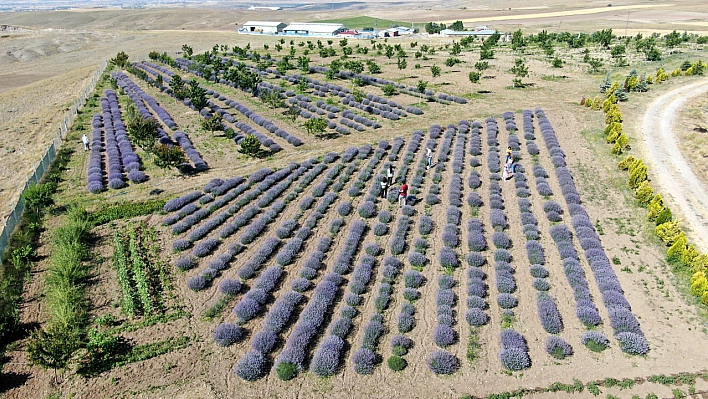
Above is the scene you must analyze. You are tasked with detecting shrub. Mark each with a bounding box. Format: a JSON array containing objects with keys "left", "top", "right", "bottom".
[
  {"left": 465, "top": 308, "right": 490, "bottom": 326},
  {"left": 365, "top": 242, "right": 381, "bottom": 256},
  {"left": 358, "top": 201, "right": 377, "bottom": 218},
  {"left": 310, "top": 335, "right": 344, "bottom": 376},
  {"left": 378, "top": 209, "right": 392, "bottom": 223},
  {"left": 276, "top": 362, "right": 298, "bottom": 381},
  {"left": 418, "top": 216, "right": 434, "bottom": 235},
  {"left": 582, "top": 331, "right": 610, "bottom": 352},
  {"left": 352, "top": 348, "right": 376, "bottom": 374},
  {"left": 467, "top": 296, "right": 488, "bottom": 309},
  {"left": 192, "top": 238, "right": 220, "bottom": 258},
  {"left": 439, "top": 247, "right": 459, "bottom": 268},
  {"left": 234, "top": 350, "right": 267, "bottom": 381},
  {"left": 404, "top": 270, "right": 425, "bottom": 288},
  {"left": 616, "top": 332, "right": 650, "bottom": 355},
  {"left": 388, "top": 355, "right": 407, "bottom": 371},
  {"left": 291, "top": 277, "right": 311, "bottom": 292},
  {"left": 427, "top": 350, "right": 459, "bottom": 374},
  {"left": 497, "top": 293, "right": 518, "bottom": 309},
  {"left": 533, "top": 278, "right": 550, "bottom": 291},
  {"left": 545, "top": 336, "right": 573, "bottom": 359},
  {"left": 213, "top": 323, "right": 244, "bottom": 346},
  {"left": 397, "top": 313, "right": 415, "bottom": 333},
  {"left": 438, "top": 274, "right": 455, "bottom": 289},
  {"left": 466, "top": 252, "right": 486, "bottom": 267},
  {"left": 500, "top": 347, "right": 531, "bottom": 371},
  {"left": 219, "top": 278, "right": 242, "bottom": 296},
  {"left": 437, "top": 290, "right": 456, "bottom": 308},
  {"left": 577, "top": 306, "right": 602, "bottom": 327},
  {"left": 538, "top": 294, "right": 563, "bottom": 334},
  {"left": 187, "top": 275, "right": 206, "bottom": 291},
  {"left": 408, "top": 252, "right": 427, "bottom": 267},
  {"left": 337, "top": 201, "right": 352, "bottom": 216},
  {"left": 403, "top": 287, "right": 420, "bottom": 301},
  {"left": 175, "top": 256, "right": 195, "bottom": 271},
  {"left": 434, "top": 324, "right": 457, "bottom": 347},
  {"left": 468, "top": 232, "right": 487, "bottom": 252},
  {"left": 251, "top": 330, "right": 278, "bottom": 353},
  {"left": 492, "top": 231, "right": 512, "bottom": 249}
]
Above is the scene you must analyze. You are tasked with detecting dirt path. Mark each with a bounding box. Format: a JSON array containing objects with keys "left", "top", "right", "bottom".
[{"left": 641, "top": 79, "right": 708, "bottom": 252}]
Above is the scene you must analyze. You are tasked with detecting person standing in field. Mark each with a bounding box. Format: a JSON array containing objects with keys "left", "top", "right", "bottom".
[
  {"left": 380, "top": 179, "right": 388, "bottom": 199},
  {"left": 387, "top": 164, "right": 395, "bottom": 185},
  {"left": 82, "top": 134, "right": 90, "bottom": 151},
  {"left": 426, "top": 147, "right": 433, "bottom": 169},
  {"left": 399, "top": 182, "right": 408, "bottom": 207}
]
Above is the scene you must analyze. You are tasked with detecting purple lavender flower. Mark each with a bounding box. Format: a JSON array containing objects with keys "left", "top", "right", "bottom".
[{"left": 427, "top": 350, "right": 459, "bottom": 374}]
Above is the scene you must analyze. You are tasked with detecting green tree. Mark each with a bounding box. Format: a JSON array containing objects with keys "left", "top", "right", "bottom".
[
  {"left": 449, "top": 20, "right": 464, "bottom": 31},
  {"left": 588, "top": 57, "right": 604, "bottom": 73},
  {"left": 110, "top": 51, "right": 129, "bottom": 69},
  {"left": 153, "top": 144, "right": 186, "bottom": 169},
  {"left": 22, "top": 183, "right": 54, "bottom": 215},
  {"left": 664, "top": 30, "right": 684, "bottom": 48},
  {"left": 181, "top": 44, "right": 193, "bottom": 57},
  {"left": 417, "top": 80, "right": 428, "bottom": 93},
  {"left": 297, "top": 77, "right": 309, "bottom": 92},
  {"left": 260, "top": 90, "right": 285, "bottom": 111},
  {"left": 339, "top": 38, "right": 348, "bottom": 47},
  {"left": 286, "top": 105, "right": 300, "bottom": 122},
  {"left": 552, "top": 57, "right": 563, "bottom": 68},
  {"left": 27, "top": 326, "right": 81, "bottom": 382},
  {"left": 425, "top": 22, "right": 446, "bottom": 34},
  {"left": 201, "top": 115, "right": 223, "bottom": 133},
  {"left": 647, "top": 47, "right": 662, "bottom": 61},
  {"left": 610, "top": 44, "right": 626, "bottom": 58},
  {"left": 382, "top": 84, "right": 397, "bottom": 96},
  {"left": 239, "top": 134, "right": 262, "bottom": 157},
  {"left": 480, "top": 46, "right": 494, "bottom": 60},
  {"left": 127, "top": 110, "right": 160, "bottom": 152},
  {"left": 304, "top": 117, "right": 329, "bottom": 137},
  {"left": 593, "top": 28, "right": 614, "bottom": 48},
  {"left": 385, "top": 45, "right": 395, "bottom": 59},
  {"left": 188, "top": 80, "right": 207, "bottom": 110},
  {"left": 352, "top": 88, "right": 365, "bottom": 102},
  {"left": 445, "top": 57, "right": 460, "bottom": 67},
  {"left": 474, "top": 61, "right": 489, "bottom": 71},
  {"left": 397, "top": 57, "right": 407, "bottom": 70},
  {"left": 510, "top": 58, "right": 528, "bottom": 77},
  {"left": 297, "top": 56, "right": 310, "bottom": 72},
  {"left": 511, "top": 29, "right": 526, "bottom": 51},
  {"left": 468, "top": 71, "right": 481, "bottom": 83},
  {"left": 430, "top": 64, "right": 441, "bottom": 77},
  {"left": 367, "top": 60, "right": 381, "bottom": 74}
]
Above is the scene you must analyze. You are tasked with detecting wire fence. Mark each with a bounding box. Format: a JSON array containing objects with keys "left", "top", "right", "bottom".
[{"left": 0, "top": 60, "right": 108, "bottom": 264}]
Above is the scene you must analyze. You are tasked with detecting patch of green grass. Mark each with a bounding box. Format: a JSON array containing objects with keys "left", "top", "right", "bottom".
[
  {"left": 203, "top": 294, "right": 236, "bottom": 321},
  {"left": 310, "top": 16, "right": 421, "bottom": 31},
  {"left": 462, "top": 92, "right": 486, "bottom": 99},
  {"left": 466, "top": 327, "right": 480, "bottom": 363}
]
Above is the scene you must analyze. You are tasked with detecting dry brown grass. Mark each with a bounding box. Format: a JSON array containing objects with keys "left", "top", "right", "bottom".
[{"left": 1, "top": 3, "right": 708, "bottom": 398}]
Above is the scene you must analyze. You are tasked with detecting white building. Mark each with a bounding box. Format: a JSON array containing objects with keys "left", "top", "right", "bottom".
[
  {"left": 283, "top": 22, "right": 346, "bottom": 36},
  {"left": 377, "top": 26, "right": 415, "bottom": 38},
  {"left": 242, "top": 21, "right": 287, "bottom": 34}
]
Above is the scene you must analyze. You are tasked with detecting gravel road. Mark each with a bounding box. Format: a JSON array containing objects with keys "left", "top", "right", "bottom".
[{"left": 642, "top": 79, "right": 708, "bottom": 252}]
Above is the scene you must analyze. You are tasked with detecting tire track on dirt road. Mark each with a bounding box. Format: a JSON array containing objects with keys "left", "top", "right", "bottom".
[{"left": 642, "top": 79, "right": 708, "bottom": 252}]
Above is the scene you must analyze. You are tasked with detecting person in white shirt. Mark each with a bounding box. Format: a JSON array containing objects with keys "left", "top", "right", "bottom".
[
  {"left": 426, "top": 147, "right": 433, "bottom": 169},
  {"left": 81, "top": 134, "right": 90, "bottom": 151},
  {"left": 387, "top": 164, "right": 395, "bottom": 185},
  {"left": 380, "top": 179, "right": 388, "bottom": 198}
]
